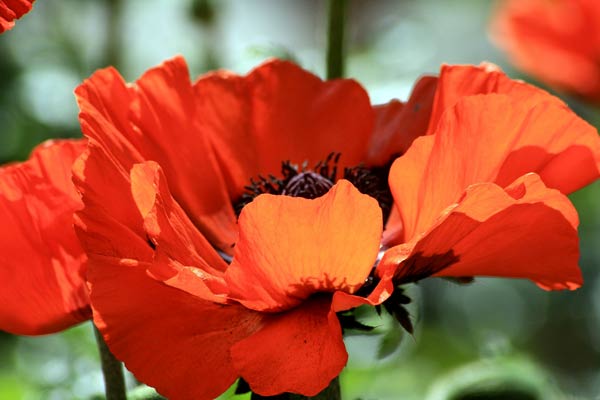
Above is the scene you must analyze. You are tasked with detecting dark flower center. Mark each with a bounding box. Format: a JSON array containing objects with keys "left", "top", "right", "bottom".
[{"left": 233, "top": 153, "right": 394, "bottom": 223}]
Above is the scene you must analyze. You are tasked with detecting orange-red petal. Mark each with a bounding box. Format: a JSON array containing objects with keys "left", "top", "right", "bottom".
[
  {"left": 389, "top": 94, "right": 600, "bottom": 244},
  {"left": 367, "top": 75, "right": 438, "bottom": 165},
  {"left": 225, "top": 180, "right": 382, "bottom": 312},
  {"left": 380, "top": 174, "right": 581, "bottom": 290},
  {"left": 0, "top": 0, "right": 34, "bottom": 33},
  {"left": 73, "top": 142, "right": 152, "bottom": 262},
  {"left": 75, "top": 145, "right": 263, "bottom": 399},
  {"left": 194, "top": 60, "right": 374, "bottom": 198},
  {"left": 129, "top": 161, "right": 229, "bottom": 300},
  {"left": 231, "top": 296, "right": 347, "bottom": 397},
  {"left": 88, "top": 254, "right": 263, "bottom": 400},
  {"left": 331, "top": 275, "right": 395, "bottom": 312},
  {"left": 427, "top": 63, "right": 564, "bottom": 135},
  {"left": 0, "top": 139, "right": 90, "bottom": 335},
  {"left": 75, "top": 56, "right": 237, "bottom": 251}
]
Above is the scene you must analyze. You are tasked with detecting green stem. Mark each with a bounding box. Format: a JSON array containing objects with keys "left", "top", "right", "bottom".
[
  {"left": 326, "top": 0, "right": 347, "bottom": 80},
  {"left": 94, "top": 324, "right": 127, "bottom": 400},
  {"left": 105, "top": 0, "right": 123, "bottom": 68},
  {"left": 251, "top": 377, "right": 341, "bottom": 400}
]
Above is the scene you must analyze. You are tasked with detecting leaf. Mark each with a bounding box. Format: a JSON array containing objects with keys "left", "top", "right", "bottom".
[
  {"left": 443, "top": 276, "right": 475, "bottom": 285},
  {"left": 127, "top": 385, "right": 166, "bottom": 399},
  {"left": 338, "top": 313, "right": 376, "bottom": 333},
  {"left": 377, "top": 325, "right": 405, "bottom": 359},
  {"left": 426, "top": 356, "right": 564, "bottom": 400}
]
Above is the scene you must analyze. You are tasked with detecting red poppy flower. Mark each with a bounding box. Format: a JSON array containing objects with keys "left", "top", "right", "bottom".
[
  {"left": 0, "top": 0, "right": 35, "bottom": 33},
  {"left": 73, "top": 57, "right": 406, "bottom": 398},
  {"left": 72, "top": 57, "right": 599, "bottom": 398},
  {"left": 379, "top": 63, "right": 600, "bottom": 290},
  {"left": 0, "top": 139, "right": 90, "bottom": 335},
  {"left": 491, "top": 0, "right": 600, "bottom": 102}
]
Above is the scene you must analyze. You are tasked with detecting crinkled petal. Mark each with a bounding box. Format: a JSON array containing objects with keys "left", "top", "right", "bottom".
[
  {"left": 75, "top": 56, "right": 236, "bottom": 251},
  {"left": 0, "top": 0, "right": 34, "bottom": 33},
  {"left": 194, "top": 60, "right": 374, "bottom": 198},
  {"left": 0, "top": 139, "right": 90, "bottom": 335},
  {"left": 231, "top": 296, "right": 346, "bottom": 397},
  {"left": 226, "top": 180, "right": 382, "bottom": 312},
  {"left": 73, "top": 142, "right": 152, "bottom": 261},
  {"left": 130, "top": 161, "right": 229, "bottom": 300},
  {"left": 88, "top": 255, "right": 263, "bottom": 400},
  {"left": 380, "top": 173, "right": 581, "bottom": 290},
  {"left": 75, "top": 144, "right": 263, "bottom": 399},
  {"left": 389, "top": 94, "right": 600, "bottom": 243},
  {"left": 367, "top": 75, "right": 438, "bottom": 165}
]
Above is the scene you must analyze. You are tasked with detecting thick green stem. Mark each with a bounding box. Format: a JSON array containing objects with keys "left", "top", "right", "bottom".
[
  {"left": 94, "top": 324, "right": 127, "bottom": 400},
  {"left": 251, "top": 377, "right": 341, "bottom": 400},
  {"left": 326, "top": 0, "right": 347, "bottom": 80}
]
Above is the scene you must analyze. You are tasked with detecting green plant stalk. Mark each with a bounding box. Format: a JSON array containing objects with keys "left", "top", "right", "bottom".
[
  {"left": 326, "top": 0, "right": 347, "bottom": 80},
  {"left": 94, "top": 324, "right": 127, "bottom": 400},
  {"left": 105, "top": 0, "right": 123, "bottom": 68}
]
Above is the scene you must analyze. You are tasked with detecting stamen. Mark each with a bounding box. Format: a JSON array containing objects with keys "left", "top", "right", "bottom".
[
  {"left": 282, "top": 171, "right": 333, "bottom": 199},
  {"left": 232, "top": 152, "right": 394, "bottom": 223},
  {"left": 344, "top": 164, "right": 393, "bottom": 222},
  {"left": 233, "top": 154, "right": 341, "bottom": 214}
]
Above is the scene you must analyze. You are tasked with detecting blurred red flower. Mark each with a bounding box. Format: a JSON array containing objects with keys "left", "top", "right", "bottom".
[
  {"left": 0, "top": 0, "right": 35, "bottom": 33},
  {"left": 72, "top": 57, "right": 600, "bottom": 398},
  {"left": 0, "top": 139, "right": 90, "bottom": 335},
  {"left": 491, "top": 0, "right": 600, "bottom": 102}
]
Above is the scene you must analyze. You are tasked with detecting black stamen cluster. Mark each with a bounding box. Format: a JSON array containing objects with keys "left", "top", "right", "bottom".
[
  {"left": 232, "top": 153, "right": 394, "bottom": 225},
  {"left": 343, "top": 164, "right": 393, "bottom": 223},
  {"left": 233, "top": 153, "right": 340, "bottom": 215}
]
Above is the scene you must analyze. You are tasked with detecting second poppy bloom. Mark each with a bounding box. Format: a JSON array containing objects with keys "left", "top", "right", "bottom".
[
  {"left": 0, "top": 139, "right": 90, "bottom": 335},
  {"left": 491, "top": 0, "right": 600, "bottom": 103}
]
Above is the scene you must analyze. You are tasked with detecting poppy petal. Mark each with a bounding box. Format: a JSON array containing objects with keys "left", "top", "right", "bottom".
[
  {"left": 0, "top": 0, "right": 34, "bottom": 33},
  {"left": 75, "top": 138, "right": 261, "bottom": 398},
  {"left": 230, "top": 296, "right": 346, "bottom": 397},
  {"left": 194, "top": 60, "right": 374, "bottom": 198},
  {"left": 225, "top": 180, "right": 382, "bottom": 312},
  {"left": 367, "top": 75, "right": 438, "bottom": 165},
  {"left": 75, "top": 56, "right": 237, "bottom": 252},
  {"left": 73, "top": 142, "right": 152, "bottom": 261},
  {"left": 0, "top": 139, "right": 90, "bottom": 335},
  {"left": 88, "top": 254, "right": 263, "bottom": 400},
  {"left": 427, "top": 63, "right": 564, "bottom": 134},
  {"left": 129, "top": 161, "right": 229, "bottom": 300},
  {"left": 331, "top": 274, "right": 395, "bottom": 312},
  {"left": 380, "top": 173, "right": 581, "bottom": 290},
  {"left": 389, "top": 94, "right": 600, "bottom": 243}
]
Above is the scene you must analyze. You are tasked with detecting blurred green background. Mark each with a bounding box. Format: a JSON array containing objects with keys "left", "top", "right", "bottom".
[{"left": 1, "top": 0, "right": 599, "bottom": 399}]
